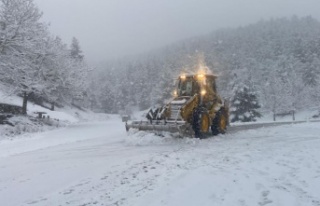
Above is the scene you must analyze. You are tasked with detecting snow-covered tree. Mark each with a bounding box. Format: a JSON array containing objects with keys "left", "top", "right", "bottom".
[
  {"left": 70, "top": 37, "right": 83, "bottom": 60},
  {"left": 231, "top": 87, "right": 262, "bottom": 122},
  {"left": 0, "top": 0, "right": 49, "bottom": 113},
  {"left": 0, "top": 0, "right": 91, "bottom": 113},
  {"left": 302, "top": 54, "right": 320, "bottom": 87},
  {"left": 90, "top": 16, "right": 320, "bottom": 115}
]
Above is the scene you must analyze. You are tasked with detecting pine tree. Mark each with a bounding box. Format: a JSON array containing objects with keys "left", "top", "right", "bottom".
[
  {"left": 101, "top": 85, "right": 116, "bottom": 113},
  {"left": 302, "top": 55, "right": 320, "bottom": 87},
  {"left": 231, "top": 87, "right": 262, "bottom": 122},
  {"left": 70, "top": 37, "right": 84, "bottom": 60}
]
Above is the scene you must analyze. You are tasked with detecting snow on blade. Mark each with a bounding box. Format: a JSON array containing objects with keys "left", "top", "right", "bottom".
[{"left": 125, "top": 129, "right": 199, "bottom": 146}]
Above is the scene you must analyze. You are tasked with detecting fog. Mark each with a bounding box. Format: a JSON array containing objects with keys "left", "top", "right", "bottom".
[{"left": 35, "top": 0, "right": 320, "bottom": 64}]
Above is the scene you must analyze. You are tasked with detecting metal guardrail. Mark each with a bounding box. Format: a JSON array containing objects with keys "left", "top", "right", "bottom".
[
  {"left": 228, "top": 119, "right": 320, "bottom": 133},
  {"left": 126, "top": 118, "right": 320, "bottom": 137}
]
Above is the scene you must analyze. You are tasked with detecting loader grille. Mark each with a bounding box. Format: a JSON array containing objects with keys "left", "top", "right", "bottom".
[{"left": 169, "top": 104, "right": 183, "bottom": 120}]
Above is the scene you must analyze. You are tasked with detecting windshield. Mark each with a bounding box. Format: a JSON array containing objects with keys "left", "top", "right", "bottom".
[{"left": 178, "top": 77, "right": 198, "bottom": 96}]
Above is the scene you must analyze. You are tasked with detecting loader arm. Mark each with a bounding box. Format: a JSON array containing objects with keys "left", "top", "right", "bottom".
[{"left": 180, "top": 94, "right": 199, "bottom": 122}]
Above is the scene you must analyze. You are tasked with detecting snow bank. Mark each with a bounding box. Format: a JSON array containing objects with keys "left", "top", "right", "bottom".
[
  {"left": 0, "top": 121, "right": 117, "bottom": 158},
  {"left": 124, "top": 129, "right": 202, "bottom": 146},
  {"left": 0, "top": 89, "right": 23, "bottom": 107},
  {"left": 0, "top": 89, "right": 77, "bottom": 122},
  {"left": 0, "top": 87, "right": 118, "bottom": 140}
]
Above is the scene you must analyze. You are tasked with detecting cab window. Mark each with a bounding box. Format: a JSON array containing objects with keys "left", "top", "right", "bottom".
[
  {"left": 179, "top": 80, "right": 193, "bottom": 96},
  {"left": 206, "top": 78, "right": 216, "bottom": 93}
]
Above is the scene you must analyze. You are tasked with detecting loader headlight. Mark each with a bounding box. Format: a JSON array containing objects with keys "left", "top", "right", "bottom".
[
  {"left": 201, "top": 90, "right": 206, "bottom": 96},
  {"left": 173, "top": 90, "right": 178, "bottom": 96},
  {"left": 197, "top": 74, "right": 205, "bottom": 79},
  {"left": 180, "top": 75, "right": 186, "bottom": 80}
]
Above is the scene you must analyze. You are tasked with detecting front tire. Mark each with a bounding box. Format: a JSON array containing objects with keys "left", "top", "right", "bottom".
[{"left": 192, "top": 107, "right": 210, "bottom": 138}]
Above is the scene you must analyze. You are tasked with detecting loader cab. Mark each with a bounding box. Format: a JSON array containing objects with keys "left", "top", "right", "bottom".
[
  {"left": 177, "top": 75, "right": 199, "bottom": 97},
  {"left": 176, "top": 74, "right": 217, "bottom": 97}
]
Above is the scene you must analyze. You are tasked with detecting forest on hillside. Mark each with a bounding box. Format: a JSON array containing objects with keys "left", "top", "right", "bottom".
[
  {"left": 91, "top": 16, "right": 320, "bottom": 116},
  {"left": 1, "top": 1, "right": 319, "bottom": 119}
]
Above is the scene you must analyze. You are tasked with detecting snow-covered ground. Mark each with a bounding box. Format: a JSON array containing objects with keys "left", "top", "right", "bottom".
[
  {"left": 0, "top": 88, "right": 111, "bottom": 138},
  {"left": 0, "top": 89, "right": 77, "bottom": 123},
  {"left": 0, "top": 117, "right": 319, "bottom": 206}
]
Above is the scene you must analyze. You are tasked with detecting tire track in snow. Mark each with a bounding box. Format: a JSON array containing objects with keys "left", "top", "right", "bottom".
[{"left": 16, "top": 122, "right": 320, "bottom": 206}]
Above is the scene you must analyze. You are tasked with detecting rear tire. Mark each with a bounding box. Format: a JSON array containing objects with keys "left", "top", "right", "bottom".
[{"left": 211, "top": 108, "right": 228, "bottom": 135}]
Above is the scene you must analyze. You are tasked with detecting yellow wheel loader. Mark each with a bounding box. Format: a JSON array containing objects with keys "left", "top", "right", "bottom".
[{"left": 126, "top": 73, "right": 229, "bottom": 138}]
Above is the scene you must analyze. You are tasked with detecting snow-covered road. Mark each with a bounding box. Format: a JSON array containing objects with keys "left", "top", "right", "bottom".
[{"left": 0, "top": 118, "right": 320, "bottom": 206}]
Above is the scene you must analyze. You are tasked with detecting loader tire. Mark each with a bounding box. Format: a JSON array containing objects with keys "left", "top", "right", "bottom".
[
  {"left": 211, "top": 108, "right": 227, "bottom": 135},
  {"left": 192, "top": 107, "right": 210, "bottom": 139}
]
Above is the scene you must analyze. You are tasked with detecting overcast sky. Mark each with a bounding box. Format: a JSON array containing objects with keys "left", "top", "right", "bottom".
[{"left": 35, "top": 0, "right": 320, "bottom": 64}]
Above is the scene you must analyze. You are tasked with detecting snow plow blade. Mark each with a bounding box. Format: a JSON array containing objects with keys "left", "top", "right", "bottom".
[{"left": 125, "top": 120, "right": 192, "bottom": 135}]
